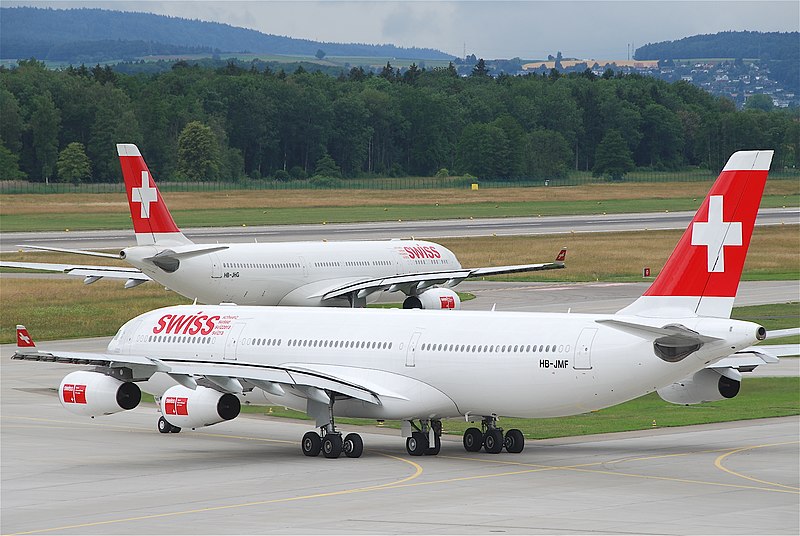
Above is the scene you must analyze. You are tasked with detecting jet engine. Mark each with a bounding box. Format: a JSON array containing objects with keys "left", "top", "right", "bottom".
[
  {"left": 403, "top": 288, "right": 461, "bottom": 310},
  {"left": 159, "top": 385, "right": 241, "bottom": 429},
  {"left": 59, "top": 370, "right": 141, "bottom": 417},
  {"left": 657, "top": 368, "right": 741, "bottom": 405}
]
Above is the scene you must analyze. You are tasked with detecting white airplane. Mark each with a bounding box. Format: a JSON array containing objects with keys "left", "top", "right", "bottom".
[
  {"left": 3, "top": 144, "right": 566, "bottom": 309},
  {"left": 12, "top": 150, "right": 782, "bottom": 459}
]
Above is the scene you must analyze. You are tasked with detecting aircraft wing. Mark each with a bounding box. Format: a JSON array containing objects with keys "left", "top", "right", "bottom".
[
  {"left": 12, "top": 344, "right": 380, "bottom": 405},
  {"left": 320, "top": 269, "right": 473, "bottom": 300},
  {"left": 468, "top": 247, "right": 567, "bottom": 276},
  {"left": 1, "top": 260, "right": 149, "bottom": 283},
  {"left": 320, "top": 248, "right": 566, "bottom": 301}
]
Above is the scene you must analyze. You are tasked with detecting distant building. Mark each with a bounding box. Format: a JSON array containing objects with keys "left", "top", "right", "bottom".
[{"left": 522, "top": 59, "right": 659, "bottom": 70}]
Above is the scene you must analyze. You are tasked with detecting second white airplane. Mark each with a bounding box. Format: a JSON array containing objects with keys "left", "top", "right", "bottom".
[{"left": 6, "top": 144, "right": 565, "bottom": 308}]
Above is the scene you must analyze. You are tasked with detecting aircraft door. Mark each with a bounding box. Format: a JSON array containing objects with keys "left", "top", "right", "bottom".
[
  {"left": 122, "top": 318, "right": 143, "bottom": 354},
  {"left": 224, "top": 323, "right": 246, "bottom": 361},
  {"left": 574, "top": 328, "right": 597, "bottom": 370},
  {"left": 210, "top": 254, "right": 222, "bottom": 278},
  {"left": 405, "top": 331, "right": 422, "bottom": 367}
]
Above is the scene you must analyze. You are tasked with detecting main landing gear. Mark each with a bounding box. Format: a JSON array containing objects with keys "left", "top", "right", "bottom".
[
  {"left": 301, "top": 395, "right": 363, "bottom": 459},
  {"left": 157, "top": 416, "right": 181, "bottom": 434},
  {"left": 405, "top": 419, "right": 442, "bottom": 456},
  {"left": 463, "top": 416, "right": 524, "bottom": 454}
]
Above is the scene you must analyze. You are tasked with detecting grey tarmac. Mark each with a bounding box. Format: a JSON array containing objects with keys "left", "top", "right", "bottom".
[
  {"left": 1, "top": 279, "right": 798, "bottom": 534},
  {"left": 2, "top": 207, "right": 797, "bottom": 253},
  {"left": 1, "top": 354, "right": 797, "bottom": 535}
]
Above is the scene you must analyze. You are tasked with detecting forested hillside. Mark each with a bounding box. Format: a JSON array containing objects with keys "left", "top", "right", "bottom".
[
  {"left": 0, "top": 7, "right": 452, "bottom": 63},
  {"left": 636, "top": 31, "right": 799, "bottom": 93},
  {"left": 1, "top": 59, "right": 797, "bottom": 184},
  {"left": 635, "top": 31, "right": 798, "bottom": 61}
]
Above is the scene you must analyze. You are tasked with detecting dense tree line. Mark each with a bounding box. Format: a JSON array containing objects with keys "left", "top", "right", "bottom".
[{"left": 1, "top": 59, "right": 797, "bottom": 184}]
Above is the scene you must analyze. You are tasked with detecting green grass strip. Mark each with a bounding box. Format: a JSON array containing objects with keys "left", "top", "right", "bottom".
[{"left": 1, "top": 194, "right": 796, "bottom": 232}]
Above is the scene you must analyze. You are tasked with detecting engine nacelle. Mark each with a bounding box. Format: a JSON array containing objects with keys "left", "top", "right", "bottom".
[
  {"left": 160, "top": 385, "right": 241, "bottom": 429},
  {"left": 59, "top": 370, "right": 141, "bottom": 417},
  {"left": 403, "top": 288, "right": 461, "bottom": 310},
  {"left": 657, "top": 368, "right": 741, "bottom": 405}
]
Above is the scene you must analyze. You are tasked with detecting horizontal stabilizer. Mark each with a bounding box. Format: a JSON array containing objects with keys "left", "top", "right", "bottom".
[
  {"left": 16, "top": 244, "right": 123, "bottom": 259},
  {"left": 144, "top": 245, "right": 229, "bottom": 262},
  {"left": 766, "top": 327, "right": 800, "bottom": 339},
  {"left": 1, "top": 261, "right": 148, "bottom": 282},
  {"left": 596, "top": 318, "right": 721, "bottom": 344},
  {"left": 710, "top": 349, "right": 780, "bottom": 370}
]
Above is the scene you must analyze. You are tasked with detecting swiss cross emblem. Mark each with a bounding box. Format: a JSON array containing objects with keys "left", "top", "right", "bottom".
[
  {"left": 691, "top": 195, "right": 743, "bottom": 273},
  {"left": 131, "top": 171, "right": 157, "bottom": 219}
]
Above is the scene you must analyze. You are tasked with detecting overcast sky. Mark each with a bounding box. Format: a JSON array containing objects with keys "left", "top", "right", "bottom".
[{"left": 6, "top": 1, "right": 799, "bottom": 59}]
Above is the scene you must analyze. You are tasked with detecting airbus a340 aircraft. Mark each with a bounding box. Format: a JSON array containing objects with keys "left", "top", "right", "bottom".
[
  {"left": 3, "top": 144, "right": 565, "bottom": 309},
  {"left": 13, "top": 151, "right": 782, "bottom": 459}
]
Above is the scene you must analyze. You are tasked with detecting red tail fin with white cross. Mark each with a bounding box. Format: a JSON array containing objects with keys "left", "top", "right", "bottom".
[
  {"left": 16, "top": 325, "right": 36, "bottom": 349},
  {"left": 117, "top": 144, "right": 192, "bottom": 247},
  {"left": 618, "top": 150, "right": 773, "bottom": 319}
]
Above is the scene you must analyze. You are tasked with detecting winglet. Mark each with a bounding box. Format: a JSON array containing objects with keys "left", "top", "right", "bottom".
[
  {"left": 555, "top": 248, "right": 567, "bottom": 262},
  {"left": 16, "top": 325, "right": 36, "bottom": 349}
]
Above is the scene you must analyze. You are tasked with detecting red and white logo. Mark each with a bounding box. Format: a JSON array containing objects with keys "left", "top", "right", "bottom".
[
  {"left": 691, "top": 195, "right": 742, "bottom": 273},
  {"left": 131, "top": 170, "right": 158, "bottom": 219},
  {"left": 164, "top": 397, "right": 189, "bottom": 416},
  {"left": 16, "top": 326, "right": 35, "bottom": 347},
  {"left": 118, "top": 144, "right": 181, "bottom": 235},
  {"left": 644, "top": 159, "right": 768, "bottom": 299},
  {"left": 63, "top": 384, "right": 87, "bottom": 404},
  {"left": 440, "top": 296, "right": 456, "bottom": 309}
]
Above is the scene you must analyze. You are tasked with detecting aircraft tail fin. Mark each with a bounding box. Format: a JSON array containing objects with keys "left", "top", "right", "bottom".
[
  {"left": 117, "top": 144, "right": 192, "bottom": 247},
  {"left": 618, "top": 150, "right": 773, "bottom": 319},
  {"left": 16, "top": 325, "right": 36, "bottom": 350}
]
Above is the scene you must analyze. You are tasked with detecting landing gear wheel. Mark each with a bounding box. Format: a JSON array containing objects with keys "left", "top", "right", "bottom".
[
  {"left": 158, "top": 416, "right": 175, "bottom": 434},
  {"left": 425, "top": 434, "right": 441, "bottom": 456},
  {"left": 302, "top": 431, "right": 322, "bottom": 457},
  {"left": 406, "top": 431, "right": 428, "bottom": 456},
  {"left": 322, "top": 434, "right": 343, "bottom": 458},
  {"left": 463, "top": 427, "right": 483, "bottom": 452},
  {"left": 484, "top": 429, "right": 504, "bottom": 454},
  {"left": 504, "top": 429, "right": 525, "bottom": 454},
  {"left": 343, "top": 433, "right": 363, "bottom": 458}
]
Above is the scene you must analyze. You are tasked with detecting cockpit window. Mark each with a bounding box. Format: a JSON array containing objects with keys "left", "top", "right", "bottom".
[{"left": 111, "top": 327, "right": 125, "bottom": 342}]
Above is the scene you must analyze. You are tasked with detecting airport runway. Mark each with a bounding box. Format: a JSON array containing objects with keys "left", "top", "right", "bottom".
[
  {"left": 1, "top": 356, "right": 797, "bottom": 535},
  {"left": 2, "top": 207, "right": 797, "bottom": 252}
]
